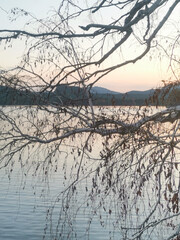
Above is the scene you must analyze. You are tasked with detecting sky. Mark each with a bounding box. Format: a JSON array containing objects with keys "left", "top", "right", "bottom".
[{"left": 0, "top": 0, "right": 179, "bottom": 93}]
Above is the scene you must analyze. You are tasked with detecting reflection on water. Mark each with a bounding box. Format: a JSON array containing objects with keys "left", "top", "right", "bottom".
[
  {"left": 0, "top": 106, "right": 179, "bottom": 240},
  {"left": 0, "top": 167, "right": 46, "bottom": 240},
  {"left": 0, "top": 159, "right": 121, "bottom": 240}
]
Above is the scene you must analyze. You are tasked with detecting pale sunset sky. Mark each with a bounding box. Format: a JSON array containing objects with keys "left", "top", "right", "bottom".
[{"left": 0, "top": 0, "right": 179, "bottom": 93}]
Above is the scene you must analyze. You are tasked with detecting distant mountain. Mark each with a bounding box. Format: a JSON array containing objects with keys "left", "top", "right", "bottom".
[
  {"left": 91, "top": 86, "right": 155, "bottom": 106},
  {"left": 126, "top": 89, "right": 154, "bottom": 95},
  {"left": 0, "top": 84, "right": 157, "bottom": 106},
  {"left": 0, "top": 84, "right": 88, "bottom": 106},
  {"left": 91, "top": 86, "right": 120, "bottom": 95},
  {"left": 0, "top": 85, "right": 42, "bottom": 105},
  {"left": 91, "top": 86, "right": 155, "bottom": 96},
  {"left": 53, "top": 84, "right": 88, "bottom": 105}
]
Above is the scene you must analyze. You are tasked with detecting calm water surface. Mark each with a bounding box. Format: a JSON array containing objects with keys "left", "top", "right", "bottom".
[
  {"left": 0, "top": 106, "right": 177, "bottom": 240},
  {"left": 0, "top": 160, "right": 119, "bottom": 240}
]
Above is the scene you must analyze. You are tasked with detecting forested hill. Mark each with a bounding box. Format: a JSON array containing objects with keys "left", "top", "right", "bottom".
[
  {"left": 92, "top": 87, "right": 155, "bottom": 106},
  {"left": 0, "top": 84, "right": 164, "bottom": 106}
]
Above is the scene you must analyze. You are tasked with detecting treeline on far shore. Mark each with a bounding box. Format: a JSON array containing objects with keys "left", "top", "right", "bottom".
[{"left": 0, "top": 84, "right": 179, "bottom": 107}]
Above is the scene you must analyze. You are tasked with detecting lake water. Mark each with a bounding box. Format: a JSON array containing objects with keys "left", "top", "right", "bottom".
[
  {"left": 0, "top": 106, "right": 179, "bottom": 240},
  {"left": 0, "top": 146, "right": 121, "bottom": 240}
]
